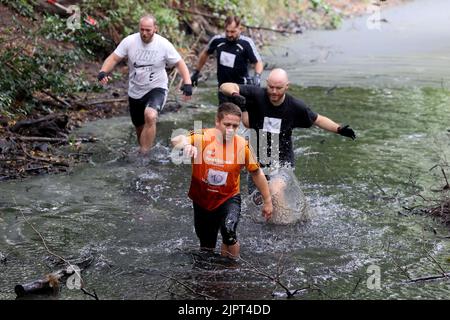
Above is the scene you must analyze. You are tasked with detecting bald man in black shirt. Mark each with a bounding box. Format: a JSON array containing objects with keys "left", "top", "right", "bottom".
[{"left": 220, "top": 68, "right": 356, "bottom": 198}]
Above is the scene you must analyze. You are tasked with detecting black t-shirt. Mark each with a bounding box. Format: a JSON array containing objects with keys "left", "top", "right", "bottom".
[
  {"left": 239, "top": 85, "right": 318, "bottom": 166},
  {"left": 207, "top": 35, "right": 261, "bottom": 86}
]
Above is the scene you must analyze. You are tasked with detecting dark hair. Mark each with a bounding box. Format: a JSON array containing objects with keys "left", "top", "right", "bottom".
[
  {"left": 224, "top": 16, "right": 241, "bottom": 28},
  {"left": 217, "top": 103, "right": 242, "bottom": 121}
]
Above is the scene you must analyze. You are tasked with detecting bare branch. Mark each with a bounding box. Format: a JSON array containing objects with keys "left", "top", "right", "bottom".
[{"left": 160, "top": 273, "right": 216, "bottom": 300}]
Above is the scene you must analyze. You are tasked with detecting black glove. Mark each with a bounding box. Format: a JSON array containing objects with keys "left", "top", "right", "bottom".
[
  {"left": 97, "top": 71, "right": 108, "bottom": 82},
  {"left": 191, "top": 70, "right": 200, "bottom": 86},
  {"left": 230, "top": 93, "right": 247, "bottom": 111},
  {"left": 252, "top": 73, "right": 261, "bottom": 87},
  {"left": 181, "top": 84, "right": 193, "bottom": 96},
  {"left": 337, "top": 125, "right": 356, "bottom": 140}
]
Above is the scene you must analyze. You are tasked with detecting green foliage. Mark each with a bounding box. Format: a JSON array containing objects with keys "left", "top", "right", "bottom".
[
  {"left": 308, "top": 0, "right": 343, "bottom": 29},
  {"left": 82, "top": 0, "right": 181, "bottom": 43},
  {"left": 197, "top": 0, "right": 240, "bottom": 16},
  {"left": 329, "top": 13, "right": 342, "bottom": 29},
  {"left": 0, "top": 0, "right": 346, "bottom": 117},
  {"left": 39, "top": 14, "right": 114, "bottom": 57},
  {"left": 0, "top": 37, "right": 101, "bottom": 115},
  {"left": 0, "top": 0, "right": 37, "bottom": 18}
]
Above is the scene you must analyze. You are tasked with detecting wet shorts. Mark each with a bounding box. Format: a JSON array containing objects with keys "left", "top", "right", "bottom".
[
  {"left": 128, "top": 88, "right": 167, "bottom": 127},
  {"left": 193, "top": 194, "right": 241, "bottom": 249}
]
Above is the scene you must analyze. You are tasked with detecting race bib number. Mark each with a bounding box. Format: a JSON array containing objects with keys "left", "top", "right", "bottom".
[
  {"left": 219, "top": 51, "right": 236, "bottom": 68},
  {"left": 134, "top": 67, "right": 151, "bottom": 85},
  {"left": 206, "top": 169, "right": 228, "bottom": 186},
  {"left": 263, "top": 117, "right": 282, "bottom": 134}
]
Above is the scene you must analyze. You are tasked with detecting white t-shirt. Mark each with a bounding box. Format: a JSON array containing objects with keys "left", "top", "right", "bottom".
[{"left": 114, "top": 33, "right": 181, "bottom": 99}]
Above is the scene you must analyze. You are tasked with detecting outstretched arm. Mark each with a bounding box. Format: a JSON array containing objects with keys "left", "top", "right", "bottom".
[
  {"left": 191, "top": 49, "right": 209, "bottom": 86},
  {"left": 313, "top": 114, "right": 340, "bottom": 133},
  {"left": 314, "top": 114, "right": 356, "bottom": 139},
  {"left": 171, "top": 135, "right": 197, "bottom": 158},
  {"left": 175, "top": 59, "right": 192, "bottom": 86},
  {"left": 250, "top": 169, "right": 273, "bottom": 221},
  {"left": 195, "top": 49, "right": 209, "bottom": 73},
  {"left": 219, "top": 82, "right": 240, "bottom": 96},
  {"left": 175, "top": 59, "right": 193, "bottom": 100},
  {"left": 219, "top": 83, "right": 249, "bottom": 127},
  {"left": 254, "top": 60, "right": 264, "bottom": 75},
  {"left": 98, "top": 53, "right": 123, "bottom": 85}
]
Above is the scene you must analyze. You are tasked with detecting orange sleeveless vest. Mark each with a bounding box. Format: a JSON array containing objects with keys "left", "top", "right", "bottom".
[{"left": 188, "top": 128, "right": 259, "bottom": 211}]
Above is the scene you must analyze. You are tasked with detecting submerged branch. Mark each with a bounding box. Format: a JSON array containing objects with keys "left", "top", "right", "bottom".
[{"left": 408, "top": 272, "right": 450, "bottom": 283}]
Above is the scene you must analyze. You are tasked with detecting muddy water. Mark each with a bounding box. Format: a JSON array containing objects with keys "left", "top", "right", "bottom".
[{"left": 1, "top": 0, "right": 450, "bottom": 300}]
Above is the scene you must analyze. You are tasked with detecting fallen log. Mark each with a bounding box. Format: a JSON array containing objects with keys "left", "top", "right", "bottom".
[
  {"left": 15, "top": 255, "right": 94, "bottom": 297},
  {"left": 42, "top": 90, "right": 71, "bottom": 108},
  {"left": 15, "top": 273, "right": 62, "bottom": 297},
  {"left": 15, "top": 135, "right": 98, "bottom": 143},
  {"left": 10, "top": 114, "right": 69, "bottom": 138},
  {"left": 85, "top": 98, "right": 127, "bottom": 105},
  {"left": 408, "top": 272, "right": 450, "bottom": 283}
]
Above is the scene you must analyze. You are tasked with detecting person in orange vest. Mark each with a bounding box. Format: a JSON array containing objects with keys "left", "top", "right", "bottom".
[{"left": 171, "top": 103, "right": 273, "bottom": 259}]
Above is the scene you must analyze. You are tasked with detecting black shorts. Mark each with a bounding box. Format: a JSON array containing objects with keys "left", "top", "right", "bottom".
[
  {"left": 128, "top": 88, "right": 167, "bottom": 127},
  {"left": 193, "top": 194, "right": 241, "bottom": 249}
]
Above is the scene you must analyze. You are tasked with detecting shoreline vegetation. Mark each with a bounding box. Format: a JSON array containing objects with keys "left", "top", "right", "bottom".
[
  {"left": 1, "top": 0, "right": 447, "bottom": 225},
  {"left": 1, "top": 0, "right": 387, "bottom": 179}
]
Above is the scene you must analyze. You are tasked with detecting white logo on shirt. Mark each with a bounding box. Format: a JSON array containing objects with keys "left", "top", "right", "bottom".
[
  {"left": 219, "top": 51, "right": 236, "bottom": 68},
  {"left": 263, "top": 117, "right": 282, "bottom": 134}
]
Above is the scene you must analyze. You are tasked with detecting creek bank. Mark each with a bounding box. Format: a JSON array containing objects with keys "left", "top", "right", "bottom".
[{"left": 0, "top": 1, "right": 408, "bottom": 180}]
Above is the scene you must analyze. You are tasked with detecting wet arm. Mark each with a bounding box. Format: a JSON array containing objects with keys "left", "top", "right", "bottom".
[
  {"left": 100, "top": 53, "right": 123, "bottom": 73},
  {"left": 171, "top": 135, "right": 190, "bottom": 148},
  {"left": 174, "top": 59, "right": 192, "bottom": 85},
  {"left": 194, "top": 49, "right": 209, "bottom": 72},
  {"left": 313, "top": 114, "right": 341, "bottom": 133},
  {"left": 219, "top": 83, "right": 240, "bottom": 96},
  {"left": 219, "top": 83, "right": 249, "bottom": 127},
  {"left": 253, "top": 60, "right": 264, "bottom": 75},
  {"left": 250, "top": 169, "right": 273, "bottom": 220},
  {"left": 241, "top": 112, "right": 249, "bottom": 128}
]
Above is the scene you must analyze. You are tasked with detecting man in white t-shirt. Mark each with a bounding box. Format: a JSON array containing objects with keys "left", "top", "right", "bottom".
[{"left": 98, "top": 14, "right": 192, "bottom": 154}]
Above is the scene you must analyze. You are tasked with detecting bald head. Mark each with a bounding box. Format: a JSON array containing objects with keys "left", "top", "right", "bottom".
[
  {"left": 267, "top": 68, "right": 289, "bottom": 85},
  {"left": 139, "top": 15, "right": 157, "bottom": 43},
  {"left": 266, "top": 68, "right": 289, "bottom": 105},
  {"left": 140, "top": 15, "right": 156, "bottom": 26}
]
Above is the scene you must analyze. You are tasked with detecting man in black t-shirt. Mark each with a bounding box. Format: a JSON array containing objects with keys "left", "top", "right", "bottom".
[
  {"left": 191, "top": 16, "right": 264, "bottom": 104},
  {"left": 219, "top": 68, "right": 356, "bottom": 196}
]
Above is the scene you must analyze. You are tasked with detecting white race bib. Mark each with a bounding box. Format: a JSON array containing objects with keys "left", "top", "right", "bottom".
[
  {"left": 206, "top": 169, "right": 228, "bottom": 186},
  {"left": 263, "top": 117, "right": 282, "bottom": 134},
  {"left": 134, "top": 67, "right": 151, "bottom": 85},
  {"left": 219, "top": 51, "right": 236, "bottom": 68}
]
